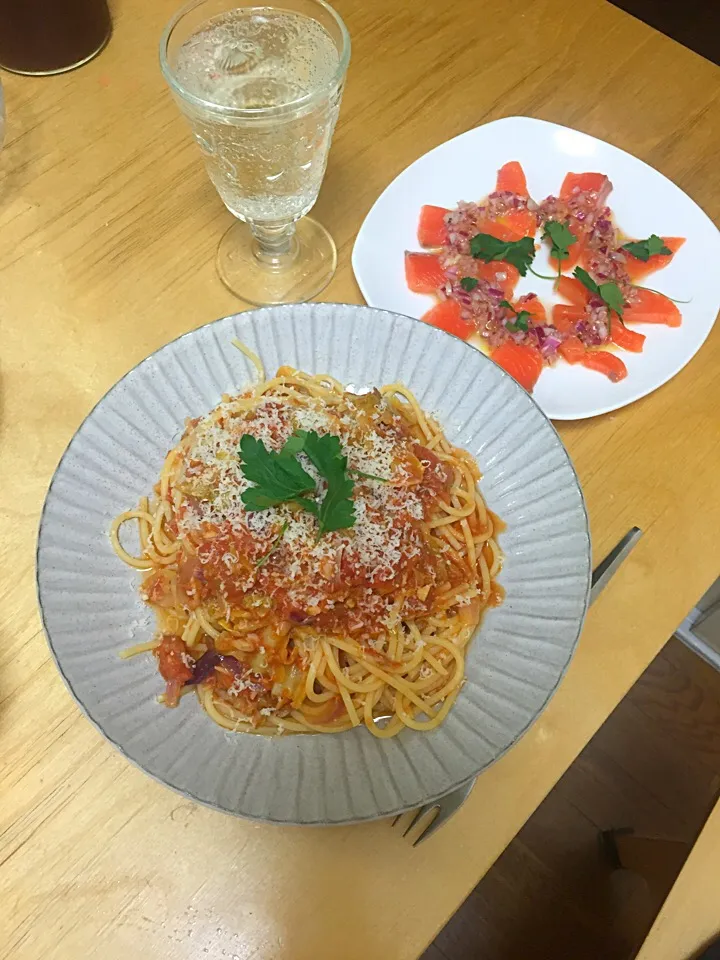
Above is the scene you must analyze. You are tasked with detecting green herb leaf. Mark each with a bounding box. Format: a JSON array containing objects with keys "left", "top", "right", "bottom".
[
  {"left": 460, "top": 276, "right": 478, "bottom": 292},
  {"left": 542, "top": 220, "right": 577, "bottom": 265},
  {"left": 500, "top": 299, "right": 531, "bottom": 333},
  {"left": 573, "top": 266, "right": 599, "bottom": 296},
  {"left": 279, "top": 432, "right": 307, "bottom": 457},
  {"left": 598, "top": 282, "right": 625, "bottom": 317},
  {"left": 349, "top": 467, "right": 388, "bottom": 483},
  {"left": 469, "top": 233, "right": 536, "bottom": 276},
  {"left": 239, "top": 435, "right": 316, "bottom": 511},
  {"left": 240, "top": 430, "right": 359, "bottom": 536},
  {"left": 291, "top": 430, "right": 356, "bottom": 536},
  {"left": 573, "top": 267, "right": 625, "bottom": 320},
  {"left": 511, "top": 311, "right": 531, "bottom": 332},
  {"left": 255, "top": 520, "right": 289, "bottom": 568},
  {"left": 294, "top": 497, "right": 319, "bottom": 515},
  {"left": 621, "top": 234, "right": 672, "bottom": 262}
]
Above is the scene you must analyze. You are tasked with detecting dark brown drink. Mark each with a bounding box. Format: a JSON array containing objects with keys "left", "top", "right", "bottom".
[{"left": 0, "top": 0, "right": 111, "bottom": 75}]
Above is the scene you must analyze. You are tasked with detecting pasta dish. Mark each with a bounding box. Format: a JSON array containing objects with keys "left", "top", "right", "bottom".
[{"left": 111, "top": 343, "right": 503, "bottom": 737}]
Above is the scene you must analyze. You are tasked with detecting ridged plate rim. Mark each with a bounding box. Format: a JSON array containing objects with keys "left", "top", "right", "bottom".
[{"left": 36, "top": 303, "right": 591, "bottom": 825}]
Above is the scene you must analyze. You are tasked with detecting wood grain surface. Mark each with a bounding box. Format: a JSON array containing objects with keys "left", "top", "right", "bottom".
[
  {"left": 636, "top": 798, "right": 720, "bottom": 960},
  {"left": 1, "top": 1, "right": 719, "bottom": 958},
  {"left": 427, "top": 637, "right": 720, "bottom": 959}
]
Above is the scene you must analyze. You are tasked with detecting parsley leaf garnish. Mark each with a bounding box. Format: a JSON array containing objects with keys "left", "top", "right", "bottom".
[
  {"left": 239, "top": 434, "right": 316, "bottom": 511},
  {"left": 542, "top": 220, "right": 577, "bottom": 278},
  {"left": 460, "top": 276, "right": 478, "bottom": 291},
  {"left": 621, "top": 234, "right": 672, "bottom": 261},
  {"left": 499, "top": 299, "right": 531, "bottom": 332},
  {"left": 469, "top": 233, "right": 536, "bottom": 276},
  {"left": 293, "top": 430, "right": 355, "bottom": 536},
  {"left": 573, "top": 267, "right": 625, "bottom": 322},
  {"left": 239, "top": 430, "right": 357, "bottom": 536}
]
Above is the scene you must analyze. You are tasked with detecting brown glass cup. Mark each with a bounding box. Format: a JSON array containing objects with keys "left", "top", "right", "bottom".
[{"left": 0, "top": 0, "right": 111, "bottom": 76}]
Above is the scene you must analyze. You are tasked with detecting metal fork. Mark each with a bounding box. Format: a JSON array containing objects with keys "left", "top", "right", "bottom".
[{"left": 391, "top": 526, "right": 643, "bottom": 845}]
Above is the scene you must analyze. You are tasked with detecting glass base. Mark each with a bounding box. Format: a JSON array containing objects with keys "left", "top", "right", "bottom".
[
  {"left": 0, "top": 29, "right": 111, "bottom": 76},
  {"left": 217, "top": 216, "right": 337, "bottom": 306}
]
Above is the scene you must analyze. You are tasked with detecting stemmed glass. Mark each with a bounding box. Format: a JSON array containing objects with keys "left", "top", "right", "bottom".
[{"left": 160, "top": 0, "right": 350, "bottom": 305}]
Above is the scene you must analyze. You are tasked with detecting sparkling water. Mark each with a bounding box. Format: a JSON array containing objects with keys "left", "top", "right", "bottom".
[{"left": 174, "top": 9, "right": 342, "bottom": 224}]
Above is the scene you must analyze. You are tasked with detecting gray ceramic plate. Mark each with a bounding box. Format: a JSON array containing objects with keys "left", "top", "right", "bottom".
[{"left": 37, "top": 303, "right": 591, "bottom": 824}]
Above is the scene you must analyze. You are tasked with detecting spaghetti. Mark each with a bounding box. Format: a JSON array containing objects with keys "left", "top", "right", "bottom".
[{"left": 112, "top": 344, "right": 503, "bottom": 738}]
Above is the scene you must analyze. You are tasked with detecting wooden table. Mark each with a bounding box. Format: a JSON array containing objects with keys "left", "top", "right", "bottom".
[
  {"left": 636, "top": 796, "right": 720, "bottom": 960},
  {"left": 1, "top": 1, "right": 719, "bottom": 958}
]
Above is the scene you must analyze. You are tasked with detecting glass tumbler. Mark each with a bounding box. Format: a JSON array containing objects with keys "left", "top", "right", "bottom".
[{"left": 160, "top": 0, "right": 350, "bottom": 305}]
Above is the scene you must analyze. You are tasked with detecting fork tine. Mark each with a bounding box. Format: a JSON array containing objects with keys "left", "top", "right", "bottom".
[
  {"left": 412, "top": 807, "right": 443, "bottom": 846},
  {"left": 400, "top": 805, "right": 428, "bottom": 837}
]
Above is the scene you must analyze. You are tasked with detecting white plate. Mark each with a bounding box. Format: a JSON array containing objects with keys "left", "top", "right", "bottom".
[
  {"left": 37, "top": 303, "right": 590, "bottom": 824},
  {"left": 352, "top": 116, "right": 720, "bottom": 420}
]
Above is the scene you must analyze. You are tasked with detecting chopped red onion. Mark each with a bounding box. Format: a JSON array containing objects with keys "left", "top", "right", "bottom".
[
  {"left": 541, "top": 336, "right": 562, "bottom": 356},
  {"left": 187, "top": 650, "right": 243, "bottom": 685}
]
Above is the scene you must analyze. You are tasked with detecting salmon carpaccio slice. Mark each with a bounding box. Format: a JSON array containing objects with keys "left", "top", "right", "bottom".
[
  {"left": 421, "top": 299, "right": 475, "bottom": 339},
  {"left": 622, "top": 237, "right": 685, "bottom": 282},
  {"left": 404, "top": 252, "right": 445, "bottom": 294},
  {"left": 492, "top": 342, "right": 544, "bottom": 392}
]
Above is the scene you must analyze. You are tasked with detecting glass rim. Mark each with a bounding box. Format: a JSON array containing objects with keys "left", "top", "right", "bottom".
[{"left": 159, "top": 0, "right": 351, "bottom": 119}]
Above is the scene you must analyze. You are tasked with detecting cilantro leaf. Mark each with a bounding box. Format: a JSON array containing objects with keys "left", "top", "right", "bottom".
[
  {"left": 239, "top": 435, "right": 316, "bottom": 511},
  {"left": 621, "top": 234, "right": 672, "bottom": 262},
  {"left": 469, "top": 233, "right": 536, "bottom": 276},
  {"left": 573, "top": 267, "right": 625, "bottom": 319},
  {"left": 460, "top": 276, "right": 478, "bottom": 291},
  {"left": 598, "top": 282, "right": 625, "bottom": 317},
  {"left": 542, "top": 220, "right": 577, "bottom": 264},
  {"left": 499, "top": 299, "right": 531, "bottom": 332},
  {"left": 573, "top": 267, "right": 599, "bottom": 296},
  {"left": 291, "top": 430, "right": 356, "bottom": 536},
  {"left": 510, "top": 310, "right": 531, "bottom": 332}
]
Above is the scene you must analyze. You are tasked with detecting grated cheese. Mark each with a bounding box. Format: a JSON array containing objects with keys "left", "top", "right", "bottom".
[{"left": 170, "top": 379, "right": 446, "bottom": 628}]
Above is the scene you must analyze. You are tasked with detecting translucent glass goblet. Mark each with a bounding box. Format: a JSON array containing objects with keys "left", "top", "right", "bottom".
[{"left": 160, "top": 0, "right": 350, "bottom": 305}]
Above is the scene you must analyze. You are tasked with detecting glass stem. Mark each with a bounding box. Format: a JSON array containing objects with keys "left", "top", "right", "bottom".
[{"left": 250, "top": 221, "right": 298, "bottom": 268}]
